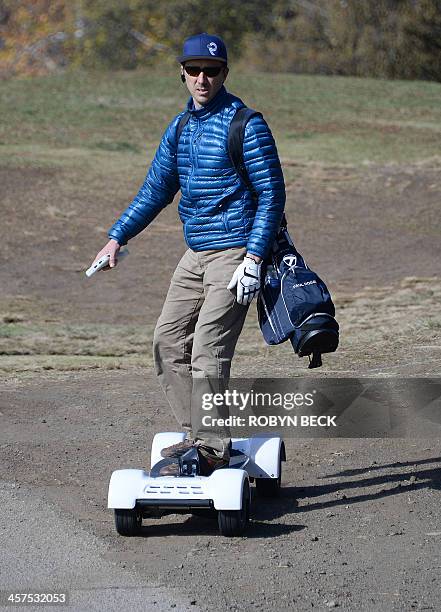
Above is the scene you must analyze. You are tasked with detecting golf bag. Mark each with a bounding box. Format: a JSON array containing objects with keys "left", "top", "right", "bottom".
[{"left": 257, "top": 225, "right": 339, "bottom": 368}]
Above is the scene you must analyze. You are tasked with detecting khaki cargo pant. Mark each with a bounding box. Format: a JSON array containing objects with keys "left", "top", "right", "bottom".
[{"left": 153, "top": 247, "right": 249, "bottom": 458}]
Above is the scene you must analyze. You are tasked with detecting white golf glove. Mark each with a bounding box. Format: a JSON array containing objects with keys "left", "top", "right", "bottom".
[{"left": 227, "top": 256, "right": 262, "bottom": 305}]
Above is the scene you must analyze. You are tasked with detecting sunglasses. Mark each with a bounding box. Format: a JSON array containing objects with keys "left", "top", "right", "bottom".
[{"left": 184, "top": 65, "right": 223, "bottom": 78}]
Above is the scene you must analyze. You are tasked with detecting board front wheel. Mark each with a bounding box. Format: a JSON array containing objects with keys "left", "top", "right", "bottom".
[
  {"left": 114, "top": 508, "right": 142, "bottom": 536},
  {"left": 217, "top": 482, "right": 250, "bottom": 536}
]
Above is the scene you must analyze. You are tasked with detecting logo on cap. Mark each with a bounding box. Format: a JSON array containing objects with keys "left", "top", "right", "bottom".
[{"left": 207, "top": 42, "right": 218, "bottom": 56}]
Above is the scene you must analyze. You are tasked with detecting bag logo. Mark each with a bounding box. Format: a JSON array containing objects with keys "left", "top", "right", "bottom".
[
  {"left": 292, "top": 280, "right": 317, "bottom": 289},
  {"left": 207, "top": 42, "right": 218, "bottom": 55},
  {"left": 283, "top": 255, "right": 297, "bottom": 267}
]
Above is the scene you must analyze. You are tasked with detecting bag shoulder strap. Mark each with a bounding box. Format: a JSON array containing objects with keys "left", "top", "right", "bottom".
[
  {"left": 176, "top": 111, "right": 191, "bottom": 144},
  {"left": 228, "top": 106, "right": 261, "bottom": 201},
  {"left": 229, "top": 107, "right": 287, "bottom": 228}
]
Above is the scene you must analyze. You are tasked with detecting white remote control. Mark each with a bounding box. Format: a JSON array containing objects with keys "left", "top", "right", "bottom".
[{"left": 86, "top": 249, "right": 128, "bottom": 278}]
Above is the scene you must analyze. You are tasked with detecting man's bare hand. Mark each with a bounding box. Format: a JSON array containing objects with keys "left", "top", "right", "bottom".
[{"left": 92, "top": 239, "right": 121, "bottom": 271}]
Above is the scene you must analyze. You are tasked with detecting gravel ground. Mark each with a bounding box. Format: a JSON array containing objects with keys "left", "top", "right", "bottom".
[{"left": 1, "top": 371, "right": 441, "bottom": 611}]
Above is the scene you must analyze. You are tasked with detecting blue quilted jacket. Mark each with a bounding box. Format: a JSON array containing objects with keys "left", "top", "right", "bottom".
[{"left": 108, "top": 86, "right": 286, "bottom": 259}]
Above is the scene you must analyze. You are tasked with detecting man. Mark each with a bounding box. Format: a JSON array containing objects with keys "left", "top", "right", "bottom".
[{"left": 92, "top": 33, "right": 286, "bottom": 475}]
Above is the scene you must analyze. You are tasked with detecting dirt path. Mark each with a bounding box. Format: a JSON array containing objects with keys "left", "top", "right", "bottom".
[
  {"left": 1, "top": 371, "right": 441, "bottom": 611},
  {"left": 0, "top": 479, "right": 198, "bottom": 612}
]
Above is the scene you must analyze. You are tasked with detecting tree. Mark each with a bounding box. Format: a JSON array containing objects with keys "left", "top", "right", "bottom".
[
  {"left": 2, "top": 0, "right": 441, "bottom": 81},
  {"left": 0, "top": 0, "right": 69, "bottom": 76},
  {"left": 70, "top": 0, "right": 274, "bottom": 69},
  {"left": 401, "top": 0, "right": 441, "bottom": 80},
  {"left": 240, "top": 0, "right": 441, "bottom": 81}
]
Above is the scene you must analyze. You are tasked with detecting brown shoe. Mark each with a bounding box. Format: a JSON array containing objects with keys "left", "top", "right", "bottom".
[
  {"left": 160, "top": 439, "right": 196, "bottom": 458},
  {"left": 198, "top": 442, "right": 230, "bottom": 463},
  {"left": 158, "top": 462, "right": 179, "bottom": 476}
]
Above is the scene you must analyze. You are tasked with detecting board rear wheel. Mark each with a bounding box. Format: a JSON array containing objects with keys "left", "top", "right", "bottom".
[{"left": 256, "top": 454, "right": 282, "bottom": 498}]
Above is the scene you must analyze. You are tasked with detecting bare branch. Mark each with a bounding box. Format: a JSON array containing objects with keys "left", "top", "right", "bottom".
[
  {"left": 128, "top": 29, "right": 168, "bottom": 51},
  {"left": 292, "top": 0, "right": 328, "bottom": 19}
]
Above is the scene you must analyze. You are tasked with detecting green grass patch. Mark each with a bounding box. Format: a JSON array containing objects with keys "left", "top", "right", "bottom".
[
  {"left": 91, "top": 140, "right": 141, "bottom": 153},
  {"left": 0, "top": 323, "right": 38, "bottom": 338},
  {"left": 0, "top": 321, "right": 154, "bottom": 357},
  {"left": 1, "top": 70, "right": 440, "bottom": 166}
]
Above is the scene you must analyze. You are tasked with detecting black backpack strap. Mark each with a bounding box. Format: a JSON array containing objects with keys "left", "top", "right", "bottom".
[
  {"left": 176, "top": 111, "right": 191, "bottom": 145},
  {"left": 228, "top": 106, "right": 287, "bottom": 228},
  {"left": 228, "top": 106, "right": 261, "bottom": 201}
]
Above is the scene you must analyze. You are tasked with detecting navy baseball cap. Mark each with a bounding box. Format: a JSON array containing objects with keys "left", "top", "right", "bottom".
[{"left": 177, "top": 33, "right": 228, "bottom": 64}]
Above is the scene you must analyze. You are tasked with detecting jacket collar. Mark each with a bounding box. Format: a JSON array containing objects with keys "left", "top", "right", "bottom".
[{"left": 186, "top": 86, "right": 228, "bottom": 119}]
